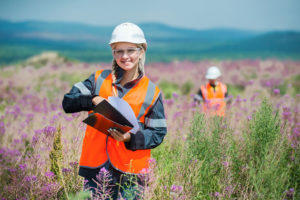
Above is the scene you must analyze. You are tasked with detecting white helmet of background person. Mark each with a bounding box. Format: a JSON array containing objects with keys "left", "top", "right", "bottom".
[
  {"left": 109, "top": 22, "right": 147, "bottom": 50},
  {"left": 205, "top": 66, "right": 221, "bottom": 79}
]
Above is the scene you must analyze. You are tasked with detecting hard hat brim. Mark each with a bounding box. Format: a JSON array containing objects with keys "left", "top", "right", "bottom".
[{"left": 205, "top": 75, "right": 220, "bottom": 79}]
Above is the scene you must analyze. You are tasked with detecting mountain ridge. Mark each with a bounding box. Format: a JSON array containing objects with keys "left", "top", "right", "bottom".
[{"left": 0, "top": 19, "right": 299, "bottom": 64}]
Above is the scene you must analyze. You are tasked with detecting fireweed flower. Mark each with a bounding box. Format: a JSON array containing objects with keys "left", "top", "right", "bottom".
[
  {"left": 72, "top": 113, "right": 80, "bottom": 118},
  {"left": 62, "top": 168, "right": 72, "bottom": 173},
  {"left": 250, "top": 92, "right": 259, "bottom": 102},
  {"left": 19, "top": 164, "right": 27, "bottom": 170},
  {"left": 172, "top": 92, "right": 179, "bottom": 99},
  {"left": 140, "top": 168, "right": 149, "bottom": 173},
  {"left": 45, "top": 171, "right": 55, "bottom": 178},
  {"left": 21, "top": 133, "right": 28, "bottom": 140},
  {"left": 248, "top": 80, "right": 254, "bottom": 85},
  {"left": 282, "top": 107, "right": 292, "bottom": 122},
  {"left": 50, "top": 103, "right": 58, "bottom": 111},
  {"left": 25, "top": 113, "right": 34, "bottom": 124},
  {"left": 273, "top": 88, "right": 280, "bottom": 95},
  {"left": 50, "top": 115, "right": 59, "bottom": 124},
  {"left": 43, "top": 126, "right": 56, "bottom": 137},
  {"left": 235, "top": 95, "right": 242, "bottom": 104},
  {"left": 25, "top": 175, "right": 37, "bottom": 182},
  {"left": 164, "top": 99, "right": 174, "bottom": 106},
  {"left": 94, "top": 167, "right": 113, "bottom": 199},
  {"left": 172, "top": 111, "right": 182, "bottom": 120},
  {"left": 214, "top": 192, "right": 220, "bottom": 197},
  {"left": 223, "top": 161, "right": 229, "bottom": 167},
  {"left": 171, "top": 185, "right": 183, "bottom": 193},
  {"left": 171, "top": 185, "right": 177, "bottom": 192},
  {"left": 149, "top": 158, "right": 156, "bottom": 164},
  {"left": 69, "top": 161, "right": 78, "bottom": 168},
  {"left": 64, "top": 116, "right": 73, "bottom": 121},
  {"left": 247, "top": 115, "right": 252, "bottom": 121},
  {"left": 0, "top": 121, "right": 5, "bottom": 135}
]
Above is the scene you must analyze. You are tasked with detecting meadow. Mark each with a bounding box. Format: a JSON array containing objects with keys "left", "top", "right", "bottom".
[{"left": 0, "top": 58, "right": 299, "bottom": 199}]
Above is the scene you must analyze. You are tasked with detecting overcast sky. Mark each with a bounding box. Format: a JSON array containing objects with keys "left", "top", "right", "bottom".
[{"left": 0, "top": 0, "right": 299, "bottom": 31}]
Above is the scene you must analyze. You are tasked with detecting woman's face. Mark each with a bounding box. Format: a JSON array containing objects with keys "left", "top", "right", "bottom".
[{"left": 111, "top": 42, "right": 144, "bottom": 72}]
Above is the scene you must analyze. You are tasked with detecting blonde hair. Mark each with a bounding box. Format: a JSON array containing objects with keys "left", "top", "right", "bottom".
[{"left": 111, "top": 44, "right": 146, "bottom": 77}]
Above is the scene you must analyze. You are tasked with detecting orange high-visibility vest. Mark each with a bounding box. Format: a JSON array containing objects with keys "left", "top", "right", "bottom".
[
  {"left": 79, "top": 69, "right": 161, "bottom": 174},
  {"left": 200, "top": 82, "right": 227, "bottom": 116}
]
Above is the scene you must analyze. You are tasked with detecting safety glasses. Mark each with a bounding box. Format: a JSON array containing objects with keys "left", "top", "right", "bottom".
[{"left": 112, "top": 47, "right": 141, "bottom": 58}]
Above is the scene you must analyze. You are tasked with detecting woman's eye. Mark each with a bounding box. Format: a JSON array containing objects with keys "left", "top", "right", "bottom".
[
  {"left": 127, "top": 49, "right": 135, "bottom": 54},
  {"left": 116, "top": 50, "right": 124, "bottom": 54}
]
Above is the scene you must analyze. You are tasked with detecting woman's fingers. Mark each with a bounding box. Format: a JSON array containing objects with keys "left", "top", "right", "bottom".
[
  {"left": 92, "top": 96, "right": 105, "bottom": 105},
  {"left": 108, "top": 128, "right": 131, "bottom": 142}
]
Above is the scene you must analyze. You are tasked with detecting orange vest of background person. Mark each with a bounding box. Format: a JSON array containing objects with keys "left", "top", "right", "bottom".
[
  {"left": 79, "top": 69, "right": 161, "bottom": 174},
  {"left": 200, "top": 82, "right": 227, "bottom": 116}
]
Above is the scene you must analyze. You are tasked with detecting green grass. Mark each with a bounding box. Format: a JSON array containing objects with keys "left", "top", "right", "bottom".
[{"left": 151, "top": 99, "right": 299, "bottom": 199}]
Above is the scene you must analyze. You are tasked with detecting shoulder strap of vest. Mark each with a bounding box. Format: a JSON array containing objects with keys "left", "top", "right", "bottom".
[
  {"left": 95, "top": 69, "right": 112, "bottom": 96},
  {"left": 137, "top": 78, "right": 159, "bottom": 120}
]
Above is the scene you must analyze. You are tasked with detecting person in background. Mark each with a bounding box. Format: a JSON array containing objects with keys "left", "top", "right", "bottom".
[
  {"left": 194, "top": 66, "right": 229, "bottom": 116},
  {"left": 62, "top": 22, "right": 167, "bottom": 199}
]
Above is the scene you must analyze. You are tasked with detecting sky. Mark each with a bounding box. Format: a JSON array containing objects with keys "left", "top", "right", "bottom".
[{"left": 0, "top": 0, "right": 299, "bottom": 31}]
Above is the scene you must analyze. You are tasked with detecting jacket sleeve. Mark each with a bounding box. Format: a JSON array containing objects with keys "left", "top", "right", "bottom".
[
  {"left": 124, "top": 93, "right": 167, "bottom": 150},
  {"left": 194, "top": 89, "right": 203, "bottom": 102},
  {"left": 62, "top": 73, "right": 96, "bottom": 113}
]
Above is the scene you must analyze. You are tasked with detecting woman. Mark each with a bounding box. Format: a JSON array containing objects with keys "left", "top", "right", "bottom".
[{"left": 62, "top": 22, "right": 167, "bottom": 199}]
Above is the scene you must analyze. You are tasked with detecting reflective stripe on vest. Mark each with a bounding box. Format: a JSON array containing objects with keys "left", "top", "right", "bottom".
[
  {"left": 200, "top": 82, "right": 227, "bottom": 116},
  {"left": 79, "top": 70, "right": 160, "bottom": 174},
  {"left": 74, "top": 82, "right": 92, "bottom": 95}
]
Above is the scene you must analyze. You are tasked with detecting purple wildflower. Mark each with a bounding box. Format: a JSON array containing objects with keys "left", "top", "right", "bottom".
[
  {"left": 43, "top": 126, "right": 56, "bottom": 137},
  {"left": 34, "top": 129, "right": 43, "bottom": 135},
  {"left": 94, "top": 167, "right": 113, "bottom": 199},
  {"left": 171, "top": 185, "right": 177, "bottom": 192},
  {"left": 21, "top": 133, "right": 28, "bottom": 140},
  {"left": 64, "top": 116, "right": 73, "bottom": 121},
  {"left": 171, "top": 184, "right": 183, "bottom": 193},
  {"left": 62, "top": 168, "right": 72, "bottom": 173},
  {"left": 172, "top": 92, "right": 179, "bottom": 99},
  {"left": 172, "top": 111, "right": 182, "bottom": 120},
  {"left": 45, "top": 171, "right": 55, "bottom": 178},
  {"left": 248, "top": 80, "right": 254, "bottom": 85},
  {"left": 25, "top": 175, "right": 37, "bottom": 182},
  {"left": 223, "top": 161, "right": 229, "bottom": 167},
  {"left": 0, "top": 121, "right": 5, "bottom": 135},
  {"left": 214, "top": 192, "right": 220, "bottom": 197},
  {"left": 72, "top": 113, "right": 80, "bottom": 118},
  {"left": 69, "top": 161, "right": 78, "bottom": 168},
  {"left": 247, "top": 115, "right": 252, "bottom": 121},
  {"left": 149, "top": 158, "right": 156, "bottom": 164},
  {"left": 273, "top": 88, "right": 280, "bottom": 95},
  {"left": 19, "top": 164, "right": 27, "bottom": 170},
  {"left": 50, "top": 115, "right": 59, "bottom": 124}
]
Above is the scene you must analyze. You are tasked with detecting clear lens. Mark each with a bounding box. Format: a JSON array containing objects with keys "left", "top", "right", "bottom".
[{"left": 113, "top": 48, "right": 141, "bottom": 58}]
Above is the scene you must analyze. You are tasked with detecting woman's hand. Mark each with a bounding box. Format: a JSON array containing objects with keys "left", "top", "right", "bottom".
[
  {"left": 92, "top": 96, "right": 105, "bottom": 105},
  {"left": 108, "top": 128, "right": 131, "bottom": 142}
]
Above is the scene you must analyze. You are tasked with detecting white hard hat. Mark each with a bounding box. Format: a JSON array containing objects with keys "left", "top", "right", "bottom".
[
  {"left": 205, "top": 66, "right": 221, "bottom": 79},
  {"left": 109, "top": 22, "right": 147, "bottom": 50}
]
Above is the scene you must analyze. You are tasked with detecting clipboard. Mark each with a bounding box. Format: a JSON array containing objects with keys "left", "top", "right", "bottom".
[{"left": 83, "top": 99, "right": 134, "bottom": 135}]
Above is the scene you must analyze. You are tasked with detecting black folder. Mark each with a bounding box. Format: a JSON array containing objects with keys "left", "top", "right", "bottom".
[{"left": 82, "top": 99, "right": 134, "bottom": 135}]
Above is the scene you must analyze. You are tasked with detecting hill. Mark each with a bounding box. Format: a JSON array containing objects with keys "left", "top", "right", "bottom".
[{"left": 0, "top": 19, "right": 299, "bottom": 65}]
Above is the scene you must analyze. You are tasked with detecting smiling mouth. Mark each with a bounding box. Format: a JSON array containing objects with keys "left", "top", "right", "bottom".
[{"left": 122, "top": 60, "right": 132, "bottom": 64}]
